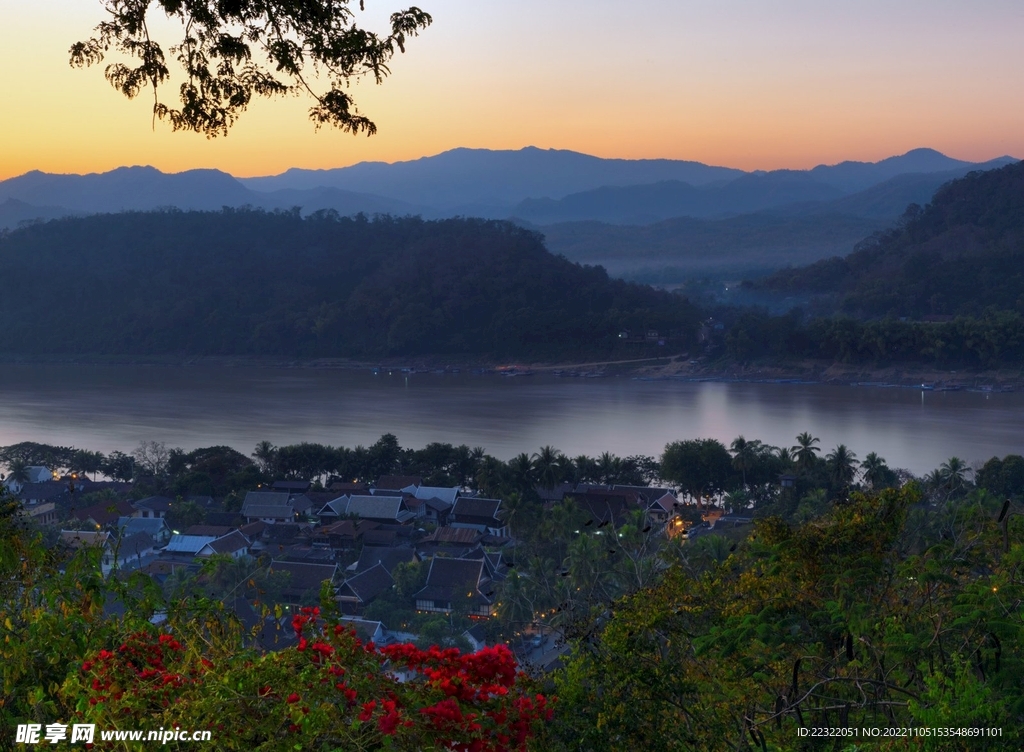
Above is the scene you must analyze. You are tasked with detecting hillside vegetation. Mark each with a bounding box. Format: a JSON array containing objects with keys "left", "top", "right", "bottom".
[
  {"left": 705, "top": 161, "right": 1024, "bottom": 369},
  {"left": 764, "top": 160, "right": 1024, "bottom": 318},
  {"left": 0, "top": 211, "right": 698, "bottom": 359}
]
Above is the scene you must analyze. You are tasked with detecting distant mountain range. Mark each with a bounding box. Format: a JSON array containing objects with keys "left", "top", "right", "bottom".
[{"left": 2, "top": 147, "right": 1017, "bottom": 282}]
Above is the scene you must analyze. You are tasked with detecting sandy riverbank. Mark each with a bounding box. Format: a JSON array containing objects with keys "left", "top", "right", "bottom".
[{"left": 1, "top": 352, "right": 1021, "bottom": 391}]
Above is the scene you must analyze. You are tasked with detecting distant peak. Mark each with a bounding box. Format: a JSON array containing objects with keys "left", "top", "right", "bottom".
[{"left": 899, "top": 147, "right": 946, "bottom": 157}]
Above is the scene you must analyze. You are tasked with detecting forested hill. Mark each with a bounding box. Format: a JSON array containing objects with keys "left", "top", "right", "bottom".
[
  {"left": 0, "top": 211, "right": 698, "bottom": 359},
  {"left": 763, "top": 159, "right": 1024, "bottom": 318}
]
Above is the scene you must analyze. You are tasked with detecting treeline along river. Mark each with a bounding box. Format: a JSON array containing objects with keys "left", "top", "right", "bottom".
[{"left": 0, "top": 364, "right": 1019, "bottom": 475}]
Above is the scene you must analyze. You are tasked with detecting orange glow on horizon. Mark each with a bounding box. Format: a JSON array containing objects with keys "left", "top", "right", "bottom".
[{"left": 1, "top": 1, "right": 1022, "bottom": 181}]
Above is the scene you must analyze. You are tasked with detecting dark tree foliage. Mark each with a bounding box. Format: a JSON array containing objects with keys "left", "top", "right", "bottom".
[
  {"left": 660, "top": 438, "right": 736, "bottom": 507},
  {"left": 0, "top": 442, "right": 76, "bottom": 471},
  {"left": 69, "top": 1, "right": 431, "bottom": 136},
  {"left": 720, "top": 309, "right": 1024, "bottom": 368},
  {"left": 0, "top": 211, "right": 699, "bottom": 359},
  {"left": 166, "top": 445, "right": 259, "bottom": 496},
  {"left": 764, "top": 160, "right": 1024, "bottom": 319},
  {"left": 977, "top": 455, "right": 1024, "bottom": 500}
]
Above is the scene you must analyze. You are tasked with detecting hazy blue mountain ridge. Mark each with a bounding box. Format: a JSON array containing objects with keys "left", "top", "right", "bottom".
[
  {"left": 236, "top": 146, "right": 747, "bottom": 207},
  {"left": 2, "top": 148, "right": 1014, "bottom": 230},
  {"left": 1, "top": 148, "right": 1015, "bottom": 284}
]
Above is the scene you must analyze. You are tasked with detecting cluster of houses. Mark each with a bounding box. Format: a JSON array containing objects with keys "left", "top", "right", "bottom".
[{"left": 10, "top": 466, "right": 711, "bottom": 654}]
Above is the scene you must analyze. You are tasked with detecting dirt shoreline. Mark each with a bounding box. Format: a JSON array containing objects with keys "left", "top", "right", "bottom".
[{"left": 0, "top": 353, "right": 1021, "bottom": 391}]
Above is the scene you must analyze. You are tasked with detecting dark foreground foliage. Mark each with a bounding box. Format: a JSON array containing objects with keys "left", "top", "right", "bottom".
[{"left": 548, "top": 486, "right": 1024, "bottom": 751}]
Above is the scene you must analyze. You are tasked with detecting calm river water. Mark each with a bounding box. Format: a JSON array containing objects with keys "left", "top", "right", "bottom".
[{"left": 0, "top": 364, "right": 1021, "bottom": 475}]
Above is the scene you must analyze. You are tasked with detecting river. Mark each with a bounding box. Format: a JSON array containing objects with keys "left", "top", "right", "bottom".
[{"left": 0, "top": 364, "right": 1020, "bottom": 475}]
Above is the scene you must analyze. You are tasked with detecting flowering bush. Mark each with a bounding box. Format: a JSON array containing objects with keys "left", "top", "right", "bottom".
[{"left": 66, "top": 606, "right": 552, "bottom": 751}]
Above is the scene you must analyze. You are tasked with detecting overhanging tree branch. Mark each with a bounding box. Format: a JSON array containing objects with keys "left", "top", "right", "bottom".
[{"left": 69, "top": 1, "right": 431, "bottom": 137}]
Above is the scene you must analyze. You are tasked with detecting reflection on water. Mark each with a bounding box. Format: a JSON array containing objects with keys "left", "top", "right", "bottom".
[{"left": 0, "top": 364, "right": 1020, "bottom": 475}]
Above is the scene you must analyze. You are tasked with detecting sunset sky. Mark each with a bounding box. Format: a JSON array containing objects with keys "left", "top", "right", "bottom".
[{"left": 2, "top": 0, "right": 1023, "bottom": 180}]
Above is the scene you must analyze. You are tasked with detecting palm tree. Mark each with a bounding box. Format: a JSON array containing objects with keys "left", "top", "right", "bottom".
[
  {"left": 506, "top": 453, "right": 536, "bottom": 493},
  {"left": 6, "top": 459, "right": 30, "bottom": 485},
  {"left": 596, "top": 452, "right": 621, "bottom": 485},
  {"left": 825, "top": 444, "right": 859, "bottom": 487},
  {"left": 791, "top": 432, "right": 821, "bottom": 470},
  {"left": 570, "top": 455, "right": 598, "bottom": 484},
  {"left": 939, "top": 457, "right": 972, "bottom": 494},
  {"left": 861, "top": 452, "right": 890, "bottom": 490},
  {"left": 498, "top": 491, "right": 531, "bottom": 539},
  {"left": 775, "top": 447, "right": 795, "bottom": 469},
  {"left": 532, "top": 446, "right": 566, "bottom": 490},
  {"left": 730, "top": 436, "right": 760, "bottom": 488},
  {"left": 495, "top": 569, "right": 535, "bottom": 628},
  {"left": 251, "top": 440, "right": 277, "bottom": 475}
]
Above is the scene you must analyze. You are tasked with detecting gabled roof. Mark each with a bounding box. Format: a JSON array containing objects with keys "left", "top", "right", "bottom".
[
  {"left": 452, "top": 497, "right": 501, "bottom": 522},
  {"left": 115, "top": 517, "right": 169, "bottom": 538},
  {"left": 305, "top": 491, "right": 343, "bottom": 509},
  {"left": 228, "top": 597, "right": 297, "bottom": 652},
  {"left": 575, "top": 487, "right": 643, "bottom": 504},
  {"left": 165, "top": 534, "right": 217, "bottom": 554},
  {"left": 288, "top": 494, "right": 314, "bottom": 515},
  {"left": 414, "top": 557, "right": 492, "bottom": 605},
  {"left": 573, "top": 492, "right": 636, "bottom": 526},
  {"left": 350, "top": 546, "right": 418, "bottom": 574},
  {"left": 339, "top": 562, "right": 394, "bottom": 604},
  {"left": 264, "top": 523, "right": 312, "bottom": 549},
  {"left": 19, "top": 482, "right": 71, "bottom": 502},
  {"left": 534, "top": 482, "right": 576, "bottom": 503},
  {"left": 205, "top": 511, "right": 245, "bottom": 527},
  {"left": 184, "top": 525, "right": 233, "bottom": 537},
  {"left": 327, "top": 481, "right": 368, "bottom": 493},
  {"left": 612, "top": 485, "right": 674, "bottom": 501},
  {"left": 272, "top": 480, "right": 311, "bottom": 493},
  {"left": 345, "top": 495, "right": 413, "bottom": 523},
  {"left": 413, "top": 486, "right": 460, "bottom": 504},
  {"left": 132, "top": 496, "right": 174, "bottom": 513},
  {"left": 199, "top": 530, "right": 250, "bottom": 556},
  {"left": 648, "top": 494, "right": 679, "bottom": 514},
  {"left": 279, "top": 545, "right": 336, "bottom": 563},
  {"left": 241, "top": 491, "right": 293, "bottom": 516},
  {"left": 60, "top": 530, "right": 111, "bottom": 549},
  {"left": 363, "top": 529, "right": 398, "bottom": 547},
  {"left": 270, "top": 561, "right": 338, "bottom": 593},
  {"left": 117, "top": 531, "right": 157, "bottom": 558},
  {"left": 375, "top": 475, "right": 422, "bottom": 491},
  {"left": 243, "top": 504, "right": 296, "bottom": 521},
  {"left": 317, "top": 496, "right": 350, "bottom": 517},
  {"left": 316, "top": 519, "right": 379, "bottom": 539},
  {"left": 71, "top": 499, "right": 135, "bottom": 526},
  {"left": 422, "top": 526, "right": 484, "bottom": 546},
  {"left": 424, "top": 497, "right": 453, "bottom": 513},
  {"left": 238, "top": 520, "right": 268, "bottom": 538},
  {"left": 339, "top": 616, "right": 386, "bottom": 642}
]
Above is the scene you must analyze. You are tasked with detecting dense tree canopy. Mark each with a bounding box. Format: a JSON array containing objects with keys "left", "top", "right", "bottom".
[
  {"left": 0, "top": 211, "right": 698, "bottom": 359},
  {"left": 70, "top": 1, "right": 432, "bottom": 136}
]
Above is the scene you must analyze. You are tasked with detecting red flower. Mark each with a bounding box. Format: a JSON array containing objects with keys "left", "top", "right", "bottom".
[
  {"left": 286, "top": 693, "right": 301, "bottom": 704},
  {"left": 359, "top": 700, "right": 376, "bottom": 722},
  {"left": 378, "top": 710, "right": 402, "bottom": 735}
]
